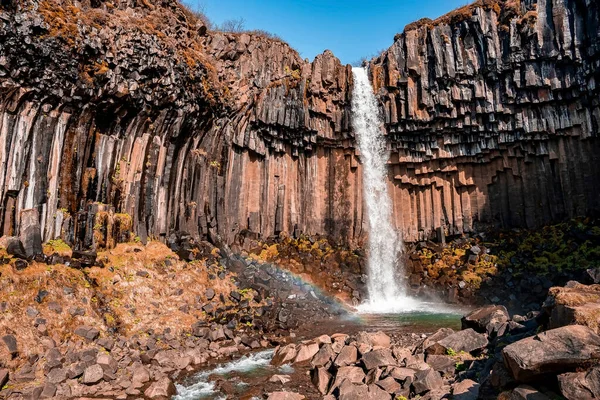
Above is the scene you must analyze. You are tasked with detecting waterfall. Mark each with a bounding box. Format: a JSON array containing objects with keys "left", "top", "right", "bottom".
[{"left": 352, "top": 67, "right": 420, "bottom": 313}]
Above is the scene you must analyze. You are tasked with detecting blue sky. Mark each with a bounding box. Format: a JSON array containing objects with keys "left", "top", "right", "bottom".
[{"left": 190, "top": 0, "right": 469, "bottom": 64}]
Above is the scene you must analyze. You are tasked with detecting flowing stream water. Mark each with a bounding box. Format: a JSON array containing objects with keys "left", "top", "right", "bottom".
[{"left": 352, "top": 67, "right": 428, "bottom": 313}]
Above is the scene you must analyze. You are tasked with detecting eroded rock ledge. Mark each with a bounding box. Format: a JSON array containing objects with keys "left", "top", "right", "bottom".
[{"left": 0, "top": 0, "right": 599, "bottom": 250}]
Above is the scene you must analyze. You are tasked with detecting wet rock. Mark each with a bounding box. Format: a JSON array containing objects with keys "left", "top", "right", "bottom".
[
  {"left": 502, "top": 325, "right": 600, "bottom": 382},
  {"left": 82, "top": 364, "right": 104, "bottom": 384},
  {"left": 271, "top": 344, "right": 297, "bottom": 366},
  {"left": 144, "top": 377, "right": 176, "bottom": 399}
]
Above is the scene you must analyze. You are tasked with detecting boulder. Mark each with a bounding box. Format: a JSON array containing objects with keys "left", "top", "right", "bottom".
[
  {"left": 74, "top": 326, "right": 100, "bottom": 342},
  {"left": 0, "top": 236, "right": 27, "bottom": 259},
  {"left": 271, "top": 344, "right": 297, "bottom": 366},
  {"left": 0, "top": 369, "right": 8, "bottom": 388},
  {"left": 329, "top": 366, "right": 366, "bottom": 393},
  {"left": 144, "top": 377, "right": 176, "bottom": 399},
  {"left": 461, "top": 305, "right": 510, "bottom": 336},
  {"left": 269, "top": 374, "right": 291, "bottom": 384},
  {"left": 412, "top": 368, "right": 443, "bottom": 394},
  {"left": 361, "top": 348, "right": 397, "bottom": 370},
  {"left": 355, "top": 331, "right": 391, "bottom": 348},
  {"left": 19, "top": 209, "right": 43, "bottom": 258},
  {"left": 452, "top": 379, "right": 480, "bottom": 400},
  {"left": 376, "top": 376, "right": 401, "bottom": 393},
  {"left": 420, "top": 328, "right": 455, "bottom": 352},
  {"left": 426, "top": 354, "right": 456, "bottom": 375},
  {"left": 337, "top": 382, "right": 391, "bottom": 400},
  {"left": 333, "top": 345, "right": 358, "bottom": 367},
  {"left": 544, "top": 283, "right": 600, "bottom": 334},
  {"left": 428, "top": 329, "right": 488, "bottom": 355},
  {"left": 558, "top": 366, "right": 600, "bottom": 400},
  {"left": 502, "top": 325, "right": 600, "bottom": 382},
  {"left": 311, "top": 343, "right": 335, "bottom": 368},
  {"left": 509, "top": 385, "right": 550, "bottom": 400},
  {"left": 2, "top": 334, "right": 18, "bottom": 357},
  {"left": 82, "top": 364, "right": 104, "bottom": 384},
  {"left": 266, "top": 392, "right": 305, "bottom": 400},
  {"left": 294, "top": 342, "right": 320, "bottom": 363},
  {"left": 311, "top": 367, "right": 332, "bottom": 394}
]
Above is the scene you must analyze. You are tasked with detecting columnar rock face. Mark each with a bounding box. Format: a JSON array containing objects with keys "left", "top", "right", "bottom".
[
  {"left": 0, "top": 0, "right": 599, "bottom": 249},
  {"left": 369, "top": 0, "right": 600, "bottom": 241}
]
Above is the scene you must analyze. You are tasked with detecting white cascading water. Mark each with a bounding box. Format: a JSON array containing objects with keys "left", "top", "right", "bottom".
[{"left": 352, "top": 67, "right": 422, "bottom": 313}]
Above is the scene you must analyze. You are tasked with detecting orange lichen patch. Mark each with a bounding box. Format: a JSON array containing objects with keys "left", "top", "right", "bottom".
[
  {"left": 0, "top": 262, "right": 103, "bottom": 369},
  {"left": 90, "top": 242, "right": 257, "bottom": 335},
  {"left": 43, "top": 239, "right": 73, "bottom": 257}
]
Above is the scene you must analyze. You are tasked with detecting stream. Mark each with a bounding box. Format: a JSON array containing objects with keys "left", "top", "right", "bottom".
[{"left": 173, "top": 308, "right": 464, "bottom": 400}]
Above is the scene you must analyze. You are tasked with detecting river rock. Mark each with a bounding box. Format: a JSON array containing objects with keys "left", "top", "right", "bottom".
[
  {"left": 294, "top": 342, "right": 320, "bottom": 363},
  {"left": 334, "top": 345, "right": 358, "bottom": 367},
  {"left": 361, "top": 348, "right": 397, "bottom": 370},
  {"left": 311, "top": 343, "right": 335, "bottom": 368},
  {"left": 412, "top": 368, "right": 443, "bottom": 394},
  {"left": 144, "top": 377, "right": 176, "bottom": 399},
  {"left": 427, "top": 329, "right": 488, "bottom": 355},
  {"left": 461, "top": 305, "right": 510, "bottom": 336},
  {"left": 266, "top": 392, "right": 305, "bottom": 400},
  {"left": 271, "top": 344, "right": 297, "bottom": 366},
  {"left": 311, "top": 367, "right": 332, "bottom": 394},
  {"left": 502, "top": 325, "right": 600, "bottom": 382}
]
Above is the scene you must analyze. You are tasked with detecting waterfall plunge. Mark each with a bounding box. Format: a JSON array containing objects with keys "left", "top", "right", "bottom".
[{"left": 352, "top": 67, "right": 421, "bottom": 313}]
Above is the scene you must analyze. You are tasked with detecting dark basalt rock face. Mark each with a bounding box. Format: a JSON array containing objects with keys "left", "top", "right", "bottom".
[
  {"left": 369, "top": 0, "right": 600, "bottom": 241},
  {"left": 0, "top": 0, "right": 599, "bottom": 250}
]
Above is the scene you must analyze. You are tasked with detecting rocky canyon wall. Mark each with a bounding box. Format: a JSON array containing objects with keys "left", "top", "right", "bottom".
[
  {"left": 370, "top": 0, "right": 600, "bottom": 241},
  {"left": 0, "top": 0, "right": 599, "bottom": 250}
]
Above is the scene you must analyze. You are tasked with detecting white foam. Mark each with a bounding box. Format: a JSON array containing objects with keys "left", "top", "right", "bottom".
[{"left": 173, "top": 350, "right": 274, "bottom": 400}]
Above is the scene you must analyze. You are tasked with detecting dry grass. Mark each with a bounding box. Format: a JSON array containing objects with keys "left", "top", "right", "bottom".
[{"left": 0, "top": 241, "right": 262, "bottom": 379}]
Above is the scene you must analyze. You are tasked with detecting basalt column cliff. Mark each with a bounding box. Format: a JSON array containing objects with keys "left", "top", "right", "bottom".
[
  {"left": 370, "top": 0, "right": 600, "bottom": 242},
  {"left": 0, "top": 0, "right": 599, "bottom": 251}
]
